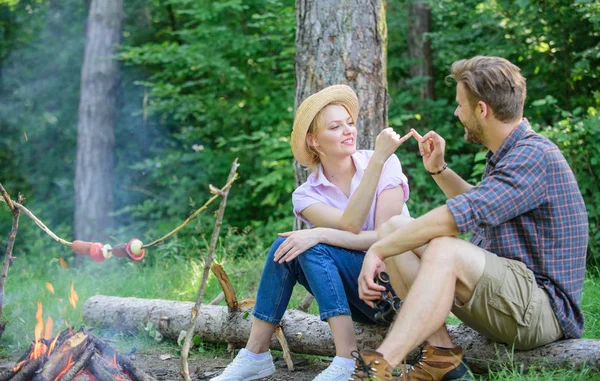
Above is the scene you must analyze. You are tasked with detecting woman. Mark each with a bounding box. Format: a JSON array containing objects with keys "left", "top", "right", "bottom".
[{"left": 211, "top": 85, "right": 411, "bottom": 381}]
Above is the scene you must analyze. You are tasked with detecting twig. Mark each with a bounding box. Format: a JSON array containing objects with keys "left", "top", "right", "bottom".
[
  {"left": 0, "top": 195, "right": 71, "bottom": 247},
  {"left": 143, "top": 172, "right": 239, "bottom": 249},
  {"left": 0, "top": 183, "right": 22, "bottom": 338},
  {"left": 180, "top": 159, "right": 239, "bottom": 381}
]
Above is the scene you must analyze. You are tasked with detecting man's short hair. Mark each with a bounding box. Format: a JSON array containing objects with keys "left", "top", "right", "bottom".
[{"left": 448, "top": 56, "right": 527, "bottom": 123}]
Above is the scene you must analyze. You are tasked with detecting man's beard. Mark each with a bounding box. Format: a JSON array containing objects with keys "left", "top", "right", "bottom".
[{"left": 463, "top": 118, "right": 484, "bottom": 144}]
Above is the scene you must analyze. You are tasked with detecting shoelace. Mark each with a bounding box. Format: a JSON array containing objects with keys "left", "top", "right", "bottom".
[
  {"left": 398, "top": 347, "right": 427, "bottom": 378},
  {"left": 349, "top": 350, "right": 375, "bottom": 380}
]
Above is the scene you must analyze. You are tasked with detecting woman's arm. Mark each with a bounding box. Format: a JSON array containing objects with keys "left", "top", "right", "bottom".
[
  {"left": 302, "top": 130, "right": 411, "bottom": 233},
  {"left": 274, "top": 187, "right": 406, "bottom": 263}
]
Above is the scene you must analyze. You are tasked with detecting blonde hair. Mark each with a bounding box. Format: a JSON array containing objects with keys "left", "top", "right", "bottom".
[
  {"left": 305, "top": 102, "right": 350, "bottom": 168},
  {"left": 447, "top": 56, "right": 526, "bottom": 122}
]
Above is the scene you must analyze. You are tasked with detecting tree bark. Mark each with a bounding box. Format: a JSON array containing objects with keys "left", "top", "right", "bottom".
[
  {"left": 74, "top": 0, "right": 123, "bottom": 241},
  {"left": 407, "top": 0, "right": 434, "bottom": 101},
  {"left": 83, "top": 295, "right": 600, "bottom": 373},
  {"left": 293, "top": 0, "right": 389, "bottom": 230}
]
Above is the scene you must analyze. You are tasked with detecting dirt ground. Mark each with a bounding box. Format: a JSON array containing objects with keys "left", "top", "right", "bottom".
[
  {"left": 132, "top": 348, "right": 328, "bottom": 380},
  {"left": 0, "top": 346, "right": 329, "bottom": 381}
]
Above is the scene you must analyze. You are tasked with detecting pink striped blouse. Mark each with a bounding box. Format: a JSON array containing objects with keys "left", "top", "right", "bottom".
[{"left": 292, "top": 150, "right": 410, "bottom": 231}]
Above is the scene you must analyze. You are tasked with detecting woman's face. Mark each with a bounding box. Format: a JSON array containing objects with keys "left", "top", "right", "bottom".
[{"left": 310, "top": 104, "right": 357, "bottom": 160}]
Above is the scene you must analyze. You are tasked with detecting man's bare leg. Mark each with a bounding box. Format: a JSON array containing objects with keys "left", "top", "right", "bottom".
[
  {"left": 378, "top": 216, "right": 455, "bottom": 348},
  {"left": 375, "top": 236, "right": 485, "bottom": 366}
]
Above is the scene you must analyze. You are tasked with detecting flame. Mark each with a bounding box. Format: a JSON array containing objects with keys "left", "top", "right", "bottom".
[
  {"left": 32, "top": 301, "right": 47, "bottom": 359},
  {"left": 45, "top": 282, "right": 55, "bottom": 294},
  {"left": 47, "top": 333, "right": 59, "bottom": 357},
  {"left": 13, "top": 360, "right": 25, "bottom": 372},
  {"left": 44, "top": 316, "right": 53, "bottom": 341},
  {"left": 112, "top": 352, "right": 117, "bottom": 367},
  {"left": 58, "top": 256, "right": 69, "bottom": 269},
  {"left": 53, "top": 354, "right": 74, "bottom": 381},
  {"left": 68, "top": 282, "right": 79, "bottom": 309}
]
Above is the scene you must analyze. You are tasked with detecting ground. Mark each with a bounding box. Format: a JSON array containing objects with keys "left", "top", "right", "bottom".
[
  {"left": 0, "top": 344, "right": 327, "bottom": 381},
  {"left": 132, "top": 347, "right": 327, "bottom": 380}
]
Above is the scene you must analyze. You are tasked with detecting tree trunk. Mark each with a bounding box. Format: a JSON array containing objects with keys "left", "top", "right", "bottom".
[
  {"left": 407, "top": 0, "right": 434, "bottom": 101},
  {"left": 74, "top": 0, "right": 123, "bottom": 241},
  {"left": 293, "top": 0, "right": 389, "bottom": 230},
  {"left": 83, "top": 295, "right": 600, "bottom": 374}
]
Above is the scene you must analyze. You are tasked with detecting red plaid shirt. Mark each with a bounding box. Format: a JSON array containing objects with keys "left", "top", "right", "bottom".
[{"left": 447, "top": 119, "right": 588, "bottom": 339}]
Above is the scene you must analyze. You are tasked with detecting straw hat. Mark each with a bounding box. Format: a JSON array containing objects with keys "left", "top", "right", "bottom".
[{"left": 291, "top": 84, "right": 359, "bottom": 167}]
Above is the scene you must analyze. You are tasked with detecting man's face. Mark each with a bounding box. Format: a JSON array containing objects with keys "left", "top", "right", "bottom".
[{"left": 454, "top": 82, "right": 484, "bottom": 144}]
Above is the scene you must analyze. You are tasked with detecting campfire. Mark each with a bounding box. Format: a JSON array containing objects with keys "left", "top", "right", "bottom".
[{"left": 1, "top": 286, "right": 154, "bottom": 381}]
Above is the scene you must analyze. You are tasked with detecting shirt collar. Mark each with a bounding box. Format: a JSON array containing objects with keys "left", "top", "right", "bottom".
[
  {"left": 309, "top": 151, "right": 365, "bottom": 187},
  {"left": 486, "top": 118, "right": 531, "bottom": 166}
]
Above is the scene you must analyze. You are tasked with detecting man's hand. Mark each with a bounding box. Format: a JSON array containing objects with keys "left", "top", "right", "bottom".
[
  {"left": 372, "top": 128, "right": 412, "bottom": 163},
  {"left": 273, "top": 229, "right": 322, "bottom": 264},
  {"left": 410, "top": 129, "right": 447, "bottom": 174},
  {"left": 358, "top": 250, "right": 387, "bottom": 307}
]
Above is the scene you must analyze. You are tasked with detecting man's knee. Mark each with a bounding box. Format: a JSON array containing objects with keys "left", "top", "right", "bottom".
[
  {"left": 420, "top": 237, "right": 461, "bottom": 267},
  {"left": 377, "top": 215, "right": 414, "bottom": 240}
]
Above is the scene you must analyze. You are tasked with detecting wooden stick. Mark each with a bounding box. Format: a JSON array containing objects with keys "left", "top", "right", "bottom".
[
  {"left": 0, "top": 191, "right": 71, "bottom": 247},
  {"left": 8, "top": 356, "right": 45, "bottom": 381},
  {"left": 209, "top": 291, "right": 225, "bottom": 305},
  {"left": 210, "top": 263, "right": 238, "bottom": 311},
  {"left": 297, "top": 293, "right": 314, "bottom": 312},
  {"left": 180, "top": 159, "right": 239, "bottom": 381},
  {"left": 0, "top": 183, "right": 22, "bottom": 339},
  {"left": 144, "top": 169, "right": 239, "bottom": 248},
  {"left": 274, "top": 326, "right": 294, "bottom": 371},
  {"left": 59, "top": 342, "right": 96, "bottom": 381},
  {"left": 87, "top": 354, "right": 127, "bottom": 381},
  {"left": 90, "top": 335, "right": 155, "bottom": 381}
]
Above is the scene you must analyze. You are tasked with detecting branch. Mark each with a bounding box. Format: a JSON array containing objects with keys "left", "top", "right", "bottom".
[
  {"left": 0, "top": 183, "right": 22, "bottom": 338},
  {"left": 180, "top": 159, "right": 239, "bottom": 381},
  {"left": 143, "top": 171, "right": 239, "bottom": 249}
]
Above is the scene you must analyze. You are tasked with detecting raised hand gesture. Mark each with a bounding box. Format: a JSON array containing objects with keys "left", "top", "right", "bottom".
[
  {"left": 372, "top": 128, "right": 412, "bottom": 163},
  {"left": 410, "top": 129, "right": 447, "bottom": 174}
]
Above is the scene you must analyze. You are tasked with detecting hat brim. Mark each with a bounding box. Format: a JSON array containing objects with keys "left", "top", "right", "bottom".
[{"left": 291, "top": 85, "right": 359, "bottom": 167}]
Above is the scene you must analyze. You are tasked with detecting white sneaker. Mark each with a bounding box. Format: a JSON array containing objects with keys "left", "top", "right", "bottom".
[
  {"left": 312, "top": 363, "right": 354, "bottom": 381},
  {"left": 210, "top": 350, "right": 276, "bottom": 381}
]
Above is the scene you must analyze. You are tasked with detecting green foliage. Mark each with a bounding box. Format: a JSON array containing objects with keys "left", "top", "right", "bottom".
[{"left": 118, "top": 0, "right": 297, "bottom": 234}]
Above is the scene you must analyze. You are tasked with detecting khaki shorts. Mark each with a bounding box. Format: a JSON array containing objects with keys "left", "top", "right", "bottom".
[{"left": 452, "top": 249, "right": 563, "bottom": 350}]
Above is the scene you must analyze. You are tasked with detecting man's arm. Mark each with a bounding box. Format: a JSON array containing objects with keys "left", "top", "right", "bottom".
[
  {"left": 429, "top": 167, "right": 474, "bottom": 199},
  {"left": 369, "top": 205, "right": 459, "bottom": 259},
  {"left": 411, "top": 129, "right": 473, "bottom": 198}
]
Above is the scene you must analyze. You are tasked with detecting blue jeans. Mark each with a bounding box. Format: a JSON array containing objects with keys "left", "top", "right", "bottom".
[{"left": 252, "top": 237, "right": 381, "bottom": 325}]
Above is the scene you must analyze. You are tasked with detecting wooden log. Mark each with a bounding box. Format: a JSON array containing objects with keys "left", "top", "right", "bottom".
[
  {"left": 84, "top": 295, "right": 600, "bottom": 373},
  {"left": 33, "top": 332, "right": 88, "bottom": 381},
  {"left": 59, "top": 342, "right": 96, "bottom": 381},
  {"left": 90, "top": 335, "right": 156, "bottom": 381},
  {"left": 88, "top": 354, "right": 128, "bottom": 381},
  {"left": 9, "top": 356, "right": 45, "bottom": 381}
]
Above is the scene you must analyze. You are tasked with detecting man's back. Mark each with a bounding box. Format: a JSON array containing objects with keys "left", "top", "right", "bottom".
[{"left": 447, "top": 120, "right": 588, "bottom": 338}]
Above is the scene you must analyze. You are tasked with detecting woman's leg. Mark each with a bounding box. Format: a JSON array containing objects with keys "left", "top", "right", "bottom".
[
  {"left": 295, "top": 244, "right": 374, "bottom": 357},
  {"left": 248, "top": 237, "right": 302, "bottom": 352}
]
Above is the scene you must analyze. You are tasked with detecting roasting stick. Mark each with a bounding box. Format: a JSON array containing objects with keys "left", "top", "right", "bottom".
[
  {"left": 0, "top": 198, "right": 72, "bottom": 247},
  {"left": 0, "top": 167, "right": 239, "bottom": 261}
]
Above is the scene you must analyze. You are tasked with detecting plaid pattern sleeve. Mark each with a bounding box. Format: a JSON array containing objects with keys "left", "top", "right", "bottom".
[{"left": 446, "top": 120, "right": 588, "bottom": 339}]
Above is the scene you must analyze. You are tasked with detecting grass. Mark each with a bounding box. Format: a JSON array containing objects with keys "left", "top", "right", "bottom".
[{"left": 0, "top": 227, "right": 598, "bottom": 380}]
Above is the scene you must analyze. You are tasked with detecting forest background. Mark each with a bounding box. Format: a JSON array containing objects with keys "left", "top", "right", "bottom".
[{"left": 0, "top": 0, "right": 599, "bottom": 355}]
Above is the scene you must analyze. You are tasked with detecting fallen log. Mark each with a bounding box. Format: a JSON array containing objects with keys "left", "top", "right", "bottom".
[{"left": 83, "top": 295, "right": 600, "bottom": 373}]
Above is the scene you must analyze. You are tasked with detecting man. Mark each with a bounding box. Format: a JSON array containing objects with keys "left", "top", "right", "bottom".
[{"left": 351, "top": 56, "right": 588, "bottom": 380}]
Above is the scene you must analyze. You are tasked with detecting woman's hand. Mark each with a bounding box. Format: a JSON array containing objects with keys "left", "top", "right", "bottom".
[
  {"left": 273, "top": 228, "right": 323, "bottom": 264},
  {"left": 373, "top": 128, "right": 412, "bottom": 163},
  {"left": 411, "top": 129, "right": 447, "bottom": 174},
  {"left": 358, "top": 250, "right": 387, "bottom": 307}
]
